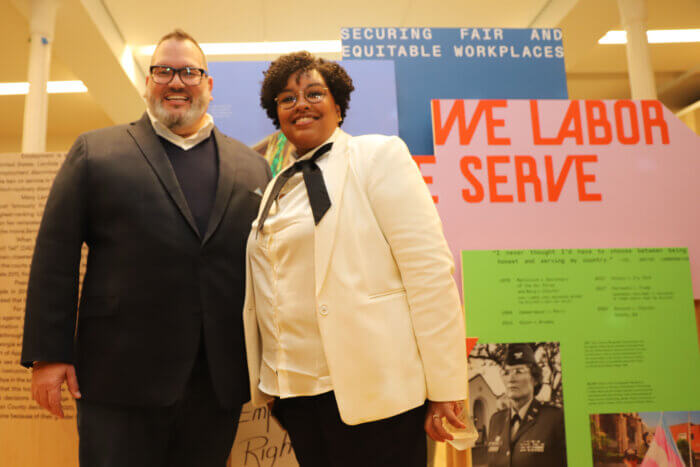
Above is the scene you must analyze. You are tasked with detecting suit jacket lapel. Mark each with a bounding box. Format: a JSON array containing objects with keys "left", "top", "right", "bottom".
[
  {"left": 127, "top": 114, "right": 200, "bottom": 238},
  {"left": 314, "top": 130, "right": 350, "bottom": 295},
  {"left": 252, "top": 158, "right": 291, "bottom": 234},
  {"left": 203, "top": 128, "right": 238, "bottom": 245}
]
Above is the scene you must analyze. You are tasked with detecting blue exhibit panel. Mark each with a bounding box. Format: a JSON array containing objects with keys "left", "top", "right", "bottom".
[
  {"left": 208, "top": 60, "right": 398, "bottom": 146},
  {"left": 342, "top": 27, "right": 568, "bottom": 155}
]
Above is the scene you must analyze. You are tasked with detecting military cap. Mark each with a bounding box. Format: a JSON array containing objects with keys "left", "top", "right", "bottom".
[{"left": 504, "top": 343, "right": 537, "bottom": 366}]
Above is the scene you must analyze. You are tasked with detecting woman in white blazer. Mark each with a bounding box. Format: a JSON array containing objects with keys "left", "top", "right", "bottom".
[{"left": 243, "top": 51, "right": 467, "bottom": 467}]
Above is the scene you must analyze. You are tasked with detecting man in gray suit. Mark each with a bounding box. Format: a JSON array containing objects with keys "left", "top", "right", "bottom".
[{"left": 21, "top": 29, "right": 271, "bottom": 467}]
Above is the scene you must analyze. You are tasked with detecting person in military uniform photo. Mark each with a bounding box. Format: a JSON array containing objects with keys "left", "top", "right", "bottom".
[{"left": 485, "top": 343, "right": 568, "bottom": 467}]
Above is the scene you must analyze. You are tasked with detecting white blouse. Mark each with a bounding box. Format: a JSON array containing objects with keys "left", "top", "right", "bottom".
[{"left": 248, "top": 131, "right": 338, "bottom": 398}]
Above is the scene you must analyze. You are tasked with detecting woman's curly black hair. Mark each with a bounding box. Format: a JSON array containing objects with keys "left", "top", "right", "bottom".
[{"left": 260, "top": 51, "right": 355, "bottom": 129}]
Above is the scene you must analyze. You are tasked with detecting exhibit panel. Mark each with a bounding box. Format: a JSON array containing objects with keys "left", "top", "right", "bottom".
[
  {"left": 461, "top": 248, "right": 700, "bottom": 466},
  {"left": 208, "top": 60, "right": 400, "bottom": 147},
  {"left": 0, "top": 153, "right": 80, "bottom": 466},
  {"left": 342, "top": 27, "right": 568, "bottom": 156},
  {"left": 428, "top": 98, "right": 700, "bottom": 297},
  {"left": 229, "top": 403, "right": 296, "bottom": 467},
  {"left": 429, "top": 98, "right": 700, "bottom": 466}
]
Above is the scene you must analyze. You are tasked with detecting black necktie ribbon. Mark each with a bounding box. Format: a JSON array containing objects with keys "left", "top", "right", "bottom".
[{"left": 257, "top": 142, "right": 333, "bottom": 236}]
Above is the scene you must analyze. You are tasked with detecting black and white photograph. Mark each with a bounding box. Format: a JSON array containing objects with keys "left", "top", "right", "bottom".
[{"left": 468, "top": 342, "right": 568, "bottom": 467}]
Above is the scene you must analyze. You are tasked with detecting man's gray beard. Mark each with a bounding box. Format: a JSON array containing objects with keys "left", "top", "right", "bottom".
[{"left": 146, "top": 94, "right": 207, "bottom": 132}]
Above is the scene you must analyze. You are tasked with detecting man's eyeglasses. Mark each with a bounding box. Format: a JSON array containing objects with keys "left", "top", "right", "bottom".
[
  {"left": 149, "top": 66, "right": 208, "bottom": 86},
  {"left": 275, "top": 85, "right": 328, "bottom": 110}
]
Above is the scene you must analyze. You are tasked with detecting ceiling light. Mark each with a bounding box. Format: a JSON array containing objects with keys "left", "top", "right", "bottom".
[
  {"left": 138, "top": 40, "right": 342, "bottom": 56},
  {"left": 0, "top": 82, "right": 29, "bottom": 95},
  {"left": 47, "top": 81, "right": 88, "bottom": 93},
  {"left": 599, "top": 29, "right": 700, "bottom": 44},
  {"left": 598, "top": 31, "right": 627, "bottom": 44},
  {"left": 0, "top": 81, "right": 88, "bottom": 96}
]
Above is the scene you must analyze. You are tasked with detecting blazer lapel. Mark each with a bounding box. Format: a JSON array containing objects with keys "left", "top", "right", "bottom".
[
  {"left": 127, "top": 114, "right": 200, "bottom": 238},
  {"left": 314, "top": 130, "right": 351, "bottom": 296},
  {"left": 202, "top": 128, "right": 238, "bottom": 245},
  {"left": 252, "top": 158, "right": 289, "bottom": 232}
]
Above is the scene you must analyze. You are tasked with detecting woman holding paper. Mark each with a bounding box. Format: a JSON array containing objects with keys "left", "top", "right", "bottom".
[{"left": 241, "top": 51, "right": 468, "bottom": 466}]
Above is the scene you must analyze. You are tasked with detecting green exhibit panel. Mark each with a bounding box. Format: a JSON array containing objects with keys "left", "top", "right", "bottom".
[{"left": 462, "top": 248, "right": 700, "bottom": 466}]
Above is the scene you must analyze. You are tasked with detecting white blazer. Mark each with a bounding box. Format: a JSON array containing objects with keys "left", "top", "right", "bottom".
[{"left": 243, "top": 130, "right": 467, "bottom": 425}]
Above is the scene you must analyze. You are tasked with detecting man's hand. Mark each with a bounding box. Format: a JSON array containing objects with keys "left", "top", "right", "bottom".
[
  {"left": 31, "top": 362, "right": 81, "bottom": 418},
  {"left": 424, "top": 400, "right": 466, "bottom": 442}
]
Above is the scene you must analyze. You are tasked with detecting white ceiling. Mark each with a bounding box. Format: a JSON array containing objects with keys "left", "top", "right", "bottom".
[{"left": 2, "top": 0, "right": 699, "bottom": 152}]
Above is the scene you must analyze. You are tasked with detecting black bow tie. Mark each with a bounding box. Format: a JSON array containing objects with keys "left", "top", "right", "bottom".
[{"left": 257, "top": 142, "right": 333, "bottom": 236}]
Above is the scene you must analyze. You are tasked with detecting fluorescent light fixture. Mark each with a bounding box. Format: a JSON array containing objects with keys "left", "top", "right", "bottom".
[
  {"left": 120, "top": 45, "right": 137, "bottom": 81},
  {"left": 47, "top": 81, "right": 88, "bottom": 93},
  {"left": 138, "top": 40, "right": 342, "bottom": 56},
  {"left": 0, "top": 82, "right": 29, "bottom": 95},
  {"left": 598, "top": 31, "right": 627, "bottom": 44},
  {"left": 0, "top": 80, "right": 88, "bottom": 96},
  {"left": 599, "top": 29, "right": 700, "bottom": 44}
]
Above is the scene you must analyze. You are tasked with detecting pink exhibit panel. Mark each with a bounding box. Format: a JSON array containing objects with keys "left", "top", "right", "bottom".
[{"left": 422, "top": 99, "right": 700, "bottom": 295}]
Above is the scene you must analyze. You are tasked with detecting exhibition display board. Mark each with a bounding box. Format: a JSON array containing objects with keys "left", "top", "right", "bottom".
[
  {"left": 207, "top": 59, "right": 400, "bottom": 176},
  {"left": 209, "top": 26, "right": 568, "bottom": 177},
  {"left": 0, "top": 153, "right": 80, "bottom": 466},
  {"left": 229, "top": 404, "right": 295, "bottom": 467},
  {"left": 208, "top": 60, "right": 399, "bottom": 147},
  {"left": 342, "top": 27, "right": 568, "bottom": 156},
  {"left": 430, "top": 99, "right": 700, "bottom": 465},
  {"left": 462, "top": 248, "right": 700, "bottom": 466},
  {"left": 428, "top": 98, "right": 700, "bottom": 297}
]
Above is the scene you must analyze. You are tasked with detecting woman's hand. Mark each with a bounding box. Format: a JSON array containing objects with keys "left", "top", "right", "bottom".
[{"left": 424, "top": 400, "right": 466, "bottom": 442}]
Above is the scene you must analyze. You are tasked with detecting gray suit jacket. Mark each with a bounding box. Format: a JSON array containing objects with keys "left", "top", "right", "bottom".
[{"left": 21, "top": 114, "right": 271, "bottom": 409}]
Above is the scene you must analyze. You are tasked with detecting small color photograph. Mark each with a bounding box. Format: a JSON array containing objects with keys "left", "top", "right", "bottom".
[{"left": 590, "top": 410, "right": 700, "bottom": 466}]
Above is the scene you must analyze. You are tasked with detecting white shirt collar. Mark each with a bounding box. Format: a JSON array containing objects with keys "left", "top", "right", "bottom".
[
  {"left": 512, "top": 397, "right": 534, "bottom": 421},
  {"left": 146, "top": 108, "right": 215, "bottom": 151},
  {"left": 292, "top": 127, "right": 341, "bottom": 162}
]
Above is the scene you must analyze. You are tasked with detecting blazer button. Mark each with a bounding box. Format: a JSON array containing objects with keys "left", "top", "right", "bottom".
[{"left": 319, "top": 304, "right": 328, "bottom": 316}]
